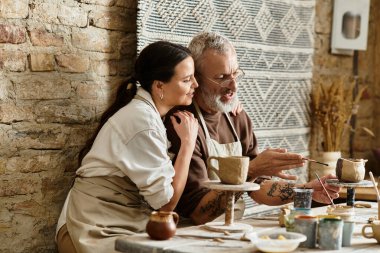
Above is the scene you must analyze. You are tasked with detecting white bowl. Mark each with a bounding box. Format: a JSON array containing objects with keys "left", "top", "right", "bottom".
[{"left": 248, "top": 231, "right": 306, "bottom": 253}]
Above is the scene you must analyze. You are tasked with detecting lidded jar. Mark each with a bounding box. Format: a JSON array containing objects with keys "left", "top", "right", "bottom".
[{"left": 146, "top": 211, "right": 179, "bottom": 240}]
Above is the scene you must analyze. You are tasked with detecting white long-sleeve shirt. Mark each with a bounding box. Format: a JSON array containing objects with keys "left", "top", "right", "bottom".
[
  {"left": 56, "top": 87, "right": 174, "bottom": 239},
  {"left": 76, "top": 87, "right": 174, "bottom": 207}
]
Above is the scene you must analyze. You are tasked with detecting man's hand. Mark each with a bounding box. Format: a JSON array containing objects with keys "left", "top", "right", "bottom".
[
  {"left": 248, "top": 148, "right": 305, "bottom": 180},
  {"left": 231, "top": 101, "right": 243, "bottom": 116},
  {"left": 304, "top": 174, "right": 341, "bottom": 204}
]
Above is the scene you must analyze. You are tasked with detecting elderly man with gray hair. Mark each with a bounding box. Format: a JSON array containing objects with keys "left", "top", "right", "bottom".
[{"left": 164, "top": 31, "right": 340, "bottom": 225}]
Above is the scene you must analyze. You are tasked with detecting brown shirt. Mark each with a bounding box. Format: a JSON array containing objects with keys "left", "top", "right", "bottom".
[{"left": 164, "top": 104, "right": 259, "bottom": 217}]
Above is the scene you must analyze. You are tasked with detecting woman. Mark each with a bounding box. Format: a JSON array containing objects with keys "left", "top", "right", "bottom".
[{"left": 56, "top": 41, "right": 199, "bottom": 253}]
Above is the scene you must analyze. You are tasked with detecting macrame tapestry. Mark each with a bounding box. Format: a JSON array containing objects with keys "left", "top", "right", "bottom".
[{"left": 137, "top": 0, "right": 315, "bottom": 214}]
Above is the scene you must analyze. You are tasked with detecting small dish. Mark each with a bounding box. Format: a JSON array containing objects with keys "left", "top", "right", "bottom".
[
  {"left": 327, "top": 204, "right": 355, "bottom": 221},
  {"left": 247, "top": 231, "right": 306, "bottom": 253}
]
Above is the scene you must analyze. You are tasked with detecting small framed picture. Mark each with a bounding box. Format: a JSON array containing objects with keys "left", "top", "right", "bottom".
[{"left": 331, "top": 0, "right": 370, "bottom": 51}]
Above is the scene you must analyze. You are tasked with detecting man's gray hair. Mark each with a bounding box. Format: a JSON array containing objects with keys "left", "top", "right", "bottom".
[{"left": 188, "top": 31, "right": 234, "bottom": 72}]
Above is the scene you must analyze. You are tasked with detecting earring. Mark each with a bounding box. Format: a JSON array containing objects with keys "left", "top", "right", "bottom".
[{"left": 160, "top": 92, "right": 164, "bottom": 100}]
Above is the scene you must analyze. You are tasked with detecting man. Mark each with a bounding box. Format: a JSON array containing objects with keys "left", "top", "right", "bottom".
[{"left": 164, "top": 32, "right": 340, "bottom": 225}]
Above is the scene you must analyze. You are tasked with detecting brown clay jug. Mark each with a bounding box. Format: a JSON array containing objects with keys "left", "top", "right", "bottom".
[{"left": 146, "top": 211, "right": 179, "bottom": 240}]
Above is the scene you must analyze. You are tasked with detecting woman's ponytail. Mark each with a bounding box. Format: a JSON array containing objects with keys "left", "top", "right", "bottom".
[{"left": 99, "top": 78, "right": 137, "bottom": 125}]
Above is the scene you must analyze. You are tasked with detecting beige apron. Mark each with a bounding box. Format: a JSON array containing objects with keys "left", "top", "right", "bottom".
[
  {"left": 66, "top": 95, "right": 162, "bottom": 253},
  {"left": 66, "top": 176, "right": 153, "bottom": 253},
  {"left": 194, "top": 103, "right": 245, "bottom": 220}
]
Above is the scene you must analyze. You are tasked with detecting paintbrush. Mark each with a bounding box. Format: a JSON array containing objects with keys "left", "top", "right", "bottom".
[
  {"left": 303, "top": 158, "right": 329, "bottom": 166},
  {"left": 314, "top": 172, "right": 336, "bottom": 208}
]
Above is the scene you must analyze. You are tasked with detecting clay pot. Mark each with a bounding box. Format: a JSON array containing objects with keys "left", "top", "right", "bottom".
[
  {"left": 146, "top": 211, "right": 179, "bottom": 240},
  {"left": 336, "top": 158, "right": 367, "bottom": 183},
  {"left": 207, "top": 156, "right": 249, "bottom": 185}
]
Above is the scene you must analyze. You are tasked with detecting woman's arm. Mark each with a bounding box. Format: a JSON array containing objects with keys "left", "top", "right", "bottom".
[{"left": 160, "top": 111, "right": 198, "bottom": 211}]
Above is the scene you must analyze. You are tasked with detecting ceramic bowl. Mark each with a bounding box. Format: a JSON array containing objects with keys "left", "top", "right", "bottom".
[
  {"left": 327, "top": 204, "right": 355, "bottom": 221},
  {"left": 248, "top": 231, "right": 306, "bottom": 253}
]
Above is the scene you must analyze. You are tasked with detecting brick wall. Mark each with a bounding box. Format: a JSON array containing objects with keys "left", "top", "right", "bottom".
[
  {"left": 0, "top": 0, "right": 379, "bottom": 252},
  {"left": 0, "top": 0, "right": 136, "bottom": 252},
  {"left": 312, "top": 0, "right": 379, "bottom": 173}
]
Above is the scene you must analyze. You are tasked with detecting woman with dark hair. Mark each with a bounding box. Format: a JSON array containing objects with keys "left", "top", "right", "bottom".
[{"left": 56, "top": 41, "right": 199, "bottom": 253}]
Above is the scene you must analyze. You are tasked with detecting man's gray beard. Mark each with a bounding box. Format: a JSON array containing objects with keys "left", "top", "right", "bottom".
[{"left": 198, "top": 85, "right": 239, "bottom": 113}]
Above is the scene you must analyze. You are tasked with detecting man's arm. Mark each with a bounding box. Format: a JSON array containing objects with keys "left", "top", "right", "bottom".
[
  {"left": 249, "top": 174, "right": 341, "bottom": 206},
  {"left": 190, "top": 190, "right": 244, "bottom": 225},
  {"left": 247, "top": 148, "right": 305, "bottom": 181},
  {"left": 249, "top": 180, "right": 296, "bottom": 205},
  {"left": 189, "top": 176, "right": 270, "bottom": 224}
]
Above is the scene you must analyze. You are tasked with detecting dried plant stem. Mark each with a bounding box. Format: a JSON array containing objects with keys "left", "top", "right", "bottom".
[{"left": 311, "top": 79, "right": 367, "bottom": 152}]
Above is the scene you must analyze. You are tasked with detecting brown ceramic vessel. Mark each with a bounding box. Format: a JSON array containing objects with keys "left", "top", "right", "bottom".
[{"left": 146, "top": 211, "right": 179, "bottom": 240}]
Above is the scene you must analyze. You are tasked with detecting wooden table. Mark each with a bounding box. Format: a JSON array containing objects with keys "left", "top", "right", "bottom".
[{"left": 115, "top": 202, "right": 380, "bottom": 253}]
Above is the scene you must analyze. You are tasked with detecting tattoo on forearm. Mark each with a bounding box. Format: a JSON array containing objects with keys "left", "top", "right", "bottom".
[
  {"left": 200, "top": 191, "right": 226, "bottom": 218},
  {"left": 267, "top": 182, "right": 295, "bottom": 201},
  {"left": 199, "top": 191, "right": 245, "bottom": 219}
]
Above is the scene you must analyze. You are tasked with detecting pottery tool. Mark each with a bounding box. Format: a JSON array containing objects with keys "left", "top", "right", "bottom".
[
  {"left": 314, "top": 172, "right": 336, "bottom": 208},
  {"left": 368, "top": 171, "right": 380, "bottom": 219},
  {"left": 247, "top": 216, "right": 279, "bottom": 221},
  {"left": 302, "top": 158, "right": 329, "bottom": 166},
  {"left": 354, "top": 202, "right": 372, "bottom": 208},
  {"left": 177, "top": 233, "right": 244, "bottom": 241},
  {"left": 369, "top": 171, "right": 380, "bottom": 201}
]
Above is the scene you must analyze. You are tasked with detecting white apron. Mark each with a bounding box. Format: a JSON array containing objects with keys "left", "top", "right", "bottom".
[{"left": 194, "top": 103, "right": 245, "bottom": 220}]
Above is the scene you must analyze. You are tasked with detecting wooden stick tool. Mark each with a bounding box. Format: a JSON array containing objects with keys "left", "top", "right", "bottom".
[
  {"left": 314, "top": 172, "right": 336, "bottom": 208},
  {"left": 369, "top": 171, "right": 380, "bottom": 219}
]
